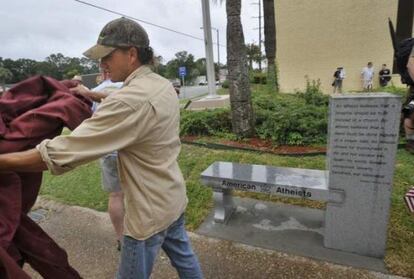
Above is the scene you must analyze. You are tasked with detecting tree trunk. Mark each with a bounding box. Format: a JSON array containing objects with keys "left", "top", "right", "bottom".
[
  {"left": 263, "top": 0, "right": 278, "bottom": 93},
  {"left": 226, "top": 0, "right": 255, "bottom": 137}
]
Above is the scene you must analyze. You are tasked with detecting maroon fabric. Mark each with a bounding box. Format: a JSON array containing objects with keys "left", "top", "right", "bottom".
[{"left": 0, "top": 76, "right": 92, "bottom": 278}]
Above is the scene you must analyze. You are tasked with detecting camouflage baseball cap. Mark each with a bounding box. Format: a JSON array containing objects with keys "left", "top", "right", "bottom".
[{"left": 83, "top": 17, "right": 150, "bottom": 60}]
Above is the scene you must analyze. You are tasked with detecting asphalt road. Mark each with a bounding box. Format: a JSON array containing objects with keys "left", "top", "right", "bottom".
[{"left": 178, "top": 85, "right": 219, "bottom": 100}]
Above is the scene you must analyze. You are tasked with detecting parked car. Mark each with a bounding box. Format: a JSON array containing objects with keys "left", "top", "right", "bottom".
[{"left": 198, "top": 81, "right": 220, "bottom": 86}]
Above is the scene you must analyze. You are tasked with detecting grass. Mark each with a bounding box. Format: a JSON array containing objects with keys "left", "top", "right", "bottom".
[
  {"left": 385, "top": 150, "right": 414, "bottom": 276},
  {"left": 40, "top": 144, "right": 414, "bottom": 277},
  {"left": 345, "top": 83, "right": 408, "bottom": 97},
  {"left": 42, "top": 82, "right": 412, "bottom": 275},
  {"left": 41, "top": 160, "right": 107, "bottom": 210}
]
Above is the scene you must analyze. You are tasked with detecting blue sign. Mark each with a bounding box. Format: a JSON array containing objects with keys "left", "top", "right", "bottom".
[{"left": 179, "top": 66, "right": 187, "bottom": 77}]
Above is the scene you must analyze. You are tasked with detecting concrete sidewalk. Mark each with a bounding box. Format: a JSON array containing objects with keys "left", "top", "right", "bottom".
[{"left": 25, "top": 198, "right": 408, "bottom": 279}]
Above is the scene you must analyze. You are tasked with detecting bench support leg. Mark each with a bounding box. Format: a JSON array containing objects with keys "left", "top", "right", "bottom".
[{"left": 213, "top": 189, "right": 235, "bottom": 223}]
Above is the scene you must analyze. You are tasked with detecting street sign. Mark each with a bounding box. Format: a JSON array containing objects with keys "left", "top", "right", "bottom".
[{"left": 179, "top": 66, "right": 187, "bottom": 77}]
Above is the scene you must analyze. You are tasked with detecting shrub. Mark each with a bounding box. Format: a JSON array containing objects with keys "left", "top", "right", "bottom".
[
  {"left": 251, "top": 72, "right": 267, "bottom": 84},
  {"left": 254, "top": 102, "right": 327, "bottom": 145},
  {"left": 251, "top": 85, "right": 328, "bottom": 145},
  {"left": 180, "top": 108, "right": 232, "bottom": 136},
  {"left": 296, "top": 77, "right": 329, "bottom": 106},
  {"left": 180, "top": 84, "right": 329, "bottom": 146},
  {"left": 380, "top": 83, "right": 408, "bottom": 97},
  {"left": 221, "top": 80, "right": 230, "bottom": 89}
]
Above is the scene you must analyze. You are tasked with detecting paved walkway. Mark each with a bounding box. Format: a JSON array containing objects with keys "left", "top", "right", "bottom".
[{"left": 25, "top": 198, "right": 408, "bottom": 279}]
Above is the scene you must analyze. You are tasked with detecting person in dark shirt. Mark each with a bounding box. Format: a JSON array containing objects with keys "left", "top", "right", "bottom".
[
  {"left": 378, "top": 64, "right": 391, "bottom": 87},
  {"left": 332, "top": 67, "right": 345, "bottom": 93}
]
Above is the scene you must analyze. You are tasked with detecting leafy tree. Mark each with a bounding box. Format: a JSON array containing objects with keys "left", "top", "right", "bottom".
[
  {"left": 2, "top": 58, "right": 37, "bottom": 83},
  {"left": 193, "top": 58, "right": 221, "bottom": 81},
  {"left": 164, "top": 51, "right": 198, "bottom": 82},
  {"left": 44, "top": 53, "right": 98, "bottom": 80},
  {"left": 65, "top": 69, "right": 80, "bottom": 80},
  {"left": 165, "top": 59, "right": 180, "bottom": 80},
  {"left": 0, "top": 53, "right": 99, "bottom": 83},
  {"left": 0, "top": 67, "right": 13, "bottom": 93},
  {"left": 45, "top": 53, "right": 67, "bottom": 79},
  {"left": 34, "top": 61, "right": 58, "bottom": 77},
  {"left": 245, "top": 43, "right": 263, "bottom": 70},
  {"left": 79, "top": 57, "right": 99, "bottom": 74},
  {"left": 153, "top": 55, "right": 166, "bottom": 76},
  {"left": 194, "top": 58, "right": 207, "bottom": 77}
]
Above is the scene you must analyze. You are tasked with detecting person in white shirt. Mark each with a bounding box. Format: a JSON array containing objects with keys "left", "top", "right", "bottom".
[
  {"left": 361, "top": 62, "right": 374, "bottom": 91},
  {"left": 71, "top": 72, "right": 125, "bottom": 250}
]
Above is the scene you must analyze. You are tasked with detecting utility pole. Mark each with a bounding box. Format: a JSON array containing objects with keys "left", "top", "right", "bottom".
[
  {"left": 215, "top": 28, "right": 220, "bottom": 68},
  {"left": 200, "top": 27, "right": 220, "bottom": 68},
  {"left": 251, "top": 0, "right": 263, "bottom": 71},
  {"left": 201, "top": 0, "right": 218, "bottom": 98}
]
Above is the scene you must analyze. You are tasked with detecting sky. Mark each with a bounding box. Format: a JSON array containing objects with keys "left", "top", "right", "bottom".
[{"left": 0, "top": 0, "right": 263, "bottom": 64}]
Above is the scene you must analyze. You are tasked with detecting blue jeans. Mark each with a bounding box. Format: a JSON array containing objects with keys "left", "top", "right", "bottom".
[{"left": 116, "top": 214, "right": 203, "bottom": 279}]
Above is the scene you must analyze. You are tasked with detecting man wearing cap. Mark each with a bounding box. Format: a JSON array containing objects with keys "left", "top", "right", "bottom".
[{"left": 0, "top": 17, "right": 203, "bottom": 279}]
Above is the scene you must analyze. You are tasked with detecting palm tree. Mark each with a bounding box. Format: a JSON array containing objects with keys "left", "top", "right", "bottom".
[
  {"left": 263, "top": 0, "right": 278, "bottom": 93},
  {"left": 246, "top": 43, "right": 262, "bottom": 70},
  {"left": 0, "top": 67, "right": 13, "bottom": 94},
  {"left": 214, "top": 0, "right": 255, "bottom": 137}
]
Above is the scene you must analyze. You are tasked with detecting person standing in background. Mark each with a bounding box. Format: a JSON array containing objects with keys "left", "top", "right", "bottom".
[
  {"left": 71, "top": 71, "right": 125, "bottom": 250},
  {"left": 361, "top": 62, "right": 374, "bottom": 91},
  {"left": 332, "top": 66, "right": 345, "bottom": 93},
  {"left": 379, "top": 64, "right": 391, "bottom": 87}
]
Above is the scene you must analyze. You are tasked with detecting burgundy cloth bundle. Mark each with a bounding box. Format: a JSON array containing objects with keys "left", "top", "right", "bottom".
[{"left": 0, "top": 76, "right": 92, "bottom": 278}]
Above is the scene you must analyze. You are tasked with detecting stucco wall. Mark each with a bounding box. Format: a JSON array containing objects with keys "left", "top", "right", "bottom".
[{"left": 274, "top": 0, "right": 403, "bottom": 93}]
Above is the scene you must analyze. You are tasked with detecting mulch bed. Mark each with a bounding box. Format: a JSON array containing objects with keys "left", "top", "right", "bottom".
[{"left": 181, "top": 136, "right": 327, "bottom": 155}]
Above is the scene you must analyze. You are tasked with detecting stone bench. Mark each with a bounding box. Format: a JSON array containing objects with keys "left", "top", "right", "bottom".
[
  {"left": 200, "top": 161, "right": 344, "bottom": 223},
  {"left": 199, "top": 94, "right": 402, "bottom": 259}
]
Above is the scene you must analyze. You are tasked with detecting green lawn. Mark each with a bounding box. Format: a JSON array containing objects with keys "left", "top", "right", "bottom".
[{"left": 40, "top": 144, "right": 414, "bottom": 277}]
